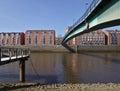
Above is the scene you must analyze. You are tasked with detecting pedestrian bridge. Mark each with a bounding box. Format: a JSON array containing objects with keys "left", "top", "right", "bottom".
[{"left": 61, "top": 0, "right": 120, "bottom": 49}]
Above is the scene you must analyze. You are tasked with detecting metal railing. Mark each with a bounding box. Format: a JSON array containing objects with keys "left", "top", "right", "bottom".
[
  {"left": 65, "top": 0, "right": 102, "bottom": 37},
  {"left": 0, "top": 47, "right": 30, "bottom": 62}
]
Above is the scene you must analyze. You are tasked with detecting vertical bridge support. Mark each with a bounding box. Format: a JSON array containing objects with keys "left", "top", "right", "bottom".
[{"left": 19, "top": 60, "right": 25, "bottom": 82}]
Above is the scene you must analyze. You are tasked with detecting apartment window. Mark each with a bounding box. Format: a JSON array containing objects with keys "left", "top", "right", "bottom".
[
  {"left": 16, "top": 33, "right": 19, "bottom": 45},
  {"left": 27, "top": 32, "right": 31, "bottom": 45},
  {"left": 34, "top": 32, "right": 37, "bottom": 45},
  {"left": 11, "top": 33, "right": 14, "bottom": 45},
  {"left": 1, "top": 33, "right": 3, "bottom": 45},
  {"left": 94, "top": 36, "right": 99, "bottom": 45},
  {"left": 100, "top": 36, "right": 104, "bottom": 45},
  {"left": 111, "top": 33, "right": 117, "bottom": 45},
  {"left": 82, "top": 36, "right": 85, "bottom": 45},
  {"left": 88, "top": 36, "right": 90, "bottom": 45},
  {"left": 42, "top": 32, "right": 45, "bottom": 44},
  {"left": 6, "top": 34, "right": 8, "bottom": 45},
  {"left": 48, "top": 32, "right": 52, "bottom": 45},
  {"left": 90, "top": 36, "right": 92, "bottom": 45}
]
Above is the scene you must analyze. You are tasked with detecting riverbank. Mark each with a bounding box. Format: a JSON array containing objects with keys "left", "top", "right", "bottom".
[
  {"left": 3, "top": 45, "right": 120, "bottom": 52},
  {"left": 77, "top": 45, "right": 120, "bottom": 52},
  {"left": 0, "top": 83, "right": 120, "bottom": 91},
  {"left": 29, "top": 45, "right": 69, "bottom": 52}
]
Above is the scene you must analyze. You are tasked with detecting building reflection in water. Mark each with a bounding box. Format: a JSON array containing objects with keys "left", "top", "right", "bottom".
[{"left": 0, "top": 52, "right": 120, "bottom": 83}]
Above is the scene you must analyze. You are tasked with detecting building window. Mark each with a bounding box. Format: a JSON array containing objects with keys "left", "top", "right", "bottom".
[
  {"left": 6, "top": 34, "right": 8, "bottom": 45},
  {"left": 90, "top": 36, "right": 92, "bottom": 45},
  {"left": 100, "top": 36, "right": 104, "bottom": 45},
  {"left": 111, "top": 33, "right": 117, "bottom": 45},
  {"left": 88, "top": 36, "right": 90, "bottom": 45},
  {"left": 16, "top": 33, "right": 19, "bottom": 45},
  {"left": 48, "top": 32, "right": 52, "bottom": 45},
  {"left": 34, "top": 32, "right": 37, "bottom": 45},
  {"left": 0, "top": 33, "right": 3, "bottom": 45},
  {"left": 27, "top": 32, "right": 31, "bottom": 45},
  {"left": 87, "top": 36, "right": 92, "bottom": 45},
  {"left": 11, "top": 33, "right": 14, "bottom": 45},
  {"left": 82, "top": 36, "right": 86, "bottom": 45},
  {"left": 94, "top": 36, "right": 99, "bottom": 45},
  {"left": 42, "top": 32, "right": 45, "bottom": 44}
]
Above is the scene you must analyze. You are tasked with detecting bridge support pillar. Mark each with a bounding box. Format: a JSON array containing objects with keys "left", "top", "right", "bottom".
[
  {"left": 19, "top": 60, "right": 25, "bottom": 82},
  {"left": 75, "top": 45, "right": 78, "bottom": 53}
]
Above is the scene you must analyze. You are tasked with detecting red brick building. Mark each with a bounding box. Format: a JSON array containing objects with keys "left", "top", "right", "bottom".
[
  {"left": 66, "top": 27, "right": 120, "bottom": 46},
  {"left": 78, "top": 30, "right": 106, "bottom": 46},
  {"left": 0, "top": 32, "right": 25, "bottom": 46},
  {"left": 104, "top": 30, "right": 120, "bottom": 46},
  {"left": 25, "top": 30, "right": 55, "bottom": 45}
]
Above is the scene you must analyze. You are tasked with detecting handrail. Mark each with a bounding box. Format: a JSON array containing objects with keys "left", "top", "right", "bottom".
[
  {"left": 64, "top": 0, "right": 102, "bottom": 38},
  {"left": 0, "top": 47, "right": 30, "bottom": 62}
]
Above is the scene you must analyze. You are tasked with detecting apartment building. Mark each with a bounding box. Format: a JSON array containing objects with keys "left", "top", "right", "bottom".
[
  {"left": 0, "top": 32, "right": 25, "bottom": 46},
  {"left": 66, "top": 28, "right": 120, "bottom": 46},
  {"left": 104, "top": 30, "right": 120, "bottom": 46},
  {"left": 78, "top": 30, "right": 105, "bottom": 46},
  {"left": 25, "top": 30, "right": 55, "bottom": 45}
]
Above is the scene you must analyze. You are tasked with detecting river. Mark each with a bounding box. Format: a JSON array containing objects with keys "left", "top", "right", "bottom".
[{"left": 0, "top": 52, "right": 120, "bottom": 84}]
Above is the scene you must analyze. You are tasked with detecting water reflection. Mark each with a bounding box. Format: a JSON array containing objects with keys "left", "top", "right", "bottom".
[{"left": 0, "top": 52, "right": 120, "bottom": 83}]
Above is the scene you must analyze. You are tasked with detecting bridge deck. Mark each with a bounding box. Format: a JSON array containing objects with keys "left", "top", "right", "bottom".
[
  {"left": 0, "top": 47, "right": 30, "bottom": 65},
  {"left": 1, "top": 55, "right": 29, "bottom": 62}
]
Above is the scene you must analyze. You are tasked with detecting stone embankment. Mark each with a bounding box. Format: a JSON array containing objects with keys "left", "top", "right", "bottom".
[{"left": 0, "top": 83, "right": 120, "bottom": 91}]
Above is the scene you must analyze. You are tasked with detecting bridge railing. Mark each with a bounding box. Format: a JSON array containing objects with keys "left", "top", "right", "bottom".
[
  {"left": 0, "top": 47, "right": 30, "bottom": 62},
  {"left": 67, "top": 0, "right": 102, "bottom": 35}
]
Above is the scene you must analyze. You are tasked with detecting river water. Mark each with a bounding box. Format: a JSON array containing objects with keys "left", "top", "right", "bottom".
[{"left": 0, "top": 52, "right": 120, "bottom": 84}]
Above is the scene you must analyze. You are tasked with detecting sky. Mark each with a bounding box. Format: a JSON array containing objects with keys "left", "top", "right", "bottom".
[{"left": 0, "top": 0, "right": 120, "bottom": 36}]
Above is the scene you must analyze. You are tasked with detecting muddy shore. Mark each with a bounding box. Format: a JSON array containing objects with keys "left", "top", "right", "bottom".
[{"left": 0, "top": 83, "right": 120, "bottom": 91}]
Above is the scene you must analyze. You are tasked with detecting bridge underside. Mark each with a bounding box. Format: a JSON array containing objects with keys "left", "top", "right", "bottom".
[{"left": 62, "top": 0, "right": 120, "bottom": 44}]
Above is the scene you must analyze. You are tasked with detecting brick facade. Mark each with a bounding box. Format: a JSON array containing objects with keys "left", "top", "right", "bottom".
[
  {"left": 104, "top": 30, "right": 120, "bottom": 46},
  {"left": 78, "top": 30, "right": 106, "bottom": 46},
  {"left": 25, "top": 30, "right": 55, "bottom": 45},
  {"left": 66, "top": 28, "right": 120, "bottom": 46},
  {"left": 0, "top": 29, "right": 120, "bottom": 46},
  {"left": 0, "top": 32, "right": 25, "bottom": 46}
]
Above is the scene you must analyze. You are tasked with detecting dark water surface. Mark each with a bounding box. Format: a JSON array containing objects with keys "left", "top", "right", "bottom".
[{"left": 0, "top": 52, "right": 120, "bottom": 84}]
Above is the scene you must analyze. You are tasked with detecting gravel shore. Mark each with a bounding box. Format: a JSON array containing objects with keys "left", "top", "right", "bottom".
[{"left": 0, "top": 83, "right": 120, "bottom": 91}]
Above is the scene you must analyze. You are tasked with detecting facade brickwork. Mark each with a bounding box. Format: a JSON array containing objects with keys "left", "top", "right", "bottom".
[
  {"left": 0, "top": 32, "right": 25, "bottom": 46},
  {"left": 25, "top": 30, "right": 55, "bottom": 45},
  {"left": 65, "top": 26, "right": 120, "bottom": 46},
  {"left": 78, "top": 30, "right": 106, "bottom": 46},
  {"left": 104, "top": 30, "right": 120, "bottom": 46}
]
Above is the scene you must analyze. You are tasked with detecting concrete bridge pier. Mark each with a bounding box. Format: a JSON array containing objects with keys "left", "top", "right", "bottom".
[
  {"left": 63, "top": 44, "right": 76, "bottom": 53},
  {"left": 19, "top": 60, "right": 25, "bottom": 82},
  {"left": 75, "top": 45, "right": 78, "bottom": 53}
]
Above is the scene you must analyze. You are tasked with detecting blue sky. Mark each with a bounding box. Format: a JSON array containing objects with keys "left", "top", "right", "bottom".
[{"left": 0, "top": 0, "right": 119, "bottom": 36}]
